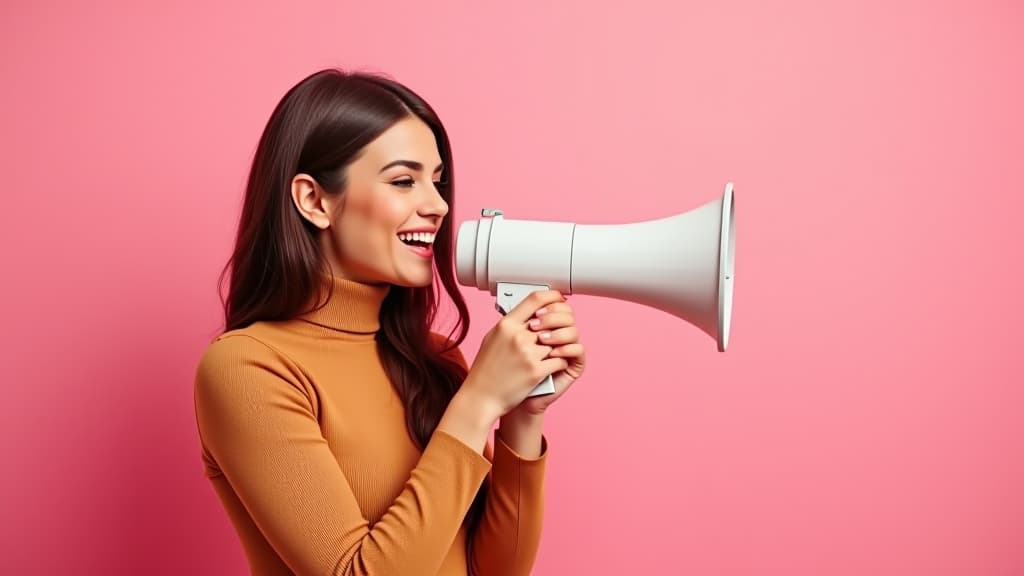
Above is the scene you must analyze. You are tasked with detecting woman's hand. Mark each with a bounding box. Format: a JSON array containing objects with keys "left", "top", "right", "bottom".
[
  {"left": 458, "top": 290, "right": 572, "bottom": 423},
  {"left": 513, "top": 298, "right": 586, "bottom": 416}
]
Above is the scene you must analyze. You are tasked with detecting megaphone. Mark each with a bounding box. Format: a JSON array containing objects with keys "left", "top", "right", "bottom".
[{"left": 455, "top": 182, "right": 736, "bottom": 396}]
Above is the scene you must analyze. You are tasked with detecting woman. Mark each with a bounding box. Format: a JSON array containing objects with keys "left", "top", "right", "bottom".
[{"left": 194, "top": 68, "right": 586, "bottom": 576}]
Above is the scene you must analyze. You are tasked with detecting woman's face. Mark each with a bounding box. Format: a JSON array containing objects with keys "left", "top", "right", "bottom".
[{"left": 294, "top": 116, "right": 449, "bottom": 287}]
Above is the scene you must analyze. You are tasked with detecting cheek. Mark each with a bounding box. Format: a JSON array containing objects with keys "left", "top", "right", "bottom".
[
  {"left": 337, "top": 192, "right": 408, "bottom": 249},
  {"left": 363, "top": 195, "right": 408, "bottom": 235}
]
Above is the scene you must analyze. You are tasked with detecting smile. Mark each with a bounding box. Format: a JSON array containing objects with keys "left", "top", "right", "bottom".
[{"left": 398, "top": 231, "right": 435, "bottom": 258}]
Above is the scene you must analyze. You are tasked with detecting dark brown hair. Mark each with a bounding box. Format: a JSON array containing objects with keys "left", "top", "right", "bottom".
[{"left": 219, "top": 68, "right": 471, "bottom": 451}]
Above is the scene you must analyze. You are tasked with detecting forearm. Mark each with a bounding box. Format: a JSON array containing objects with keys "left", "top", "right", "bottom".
[
  {"left": 470, "top": 417, "right": 548, "bottom": 576},
  {"left": 437, "top": 385, "right": 502, "bottom": 454},
  {"left": 440, "top": 376, "right": 547, "bottom": 457},
  {"left": 497, "top": 409, "right": 545, "bottom": 459}
]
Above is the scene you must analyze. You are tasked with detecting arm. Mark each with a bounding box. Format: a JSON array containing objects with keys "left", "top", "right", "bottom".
[
  {"left": 470, "top": 424, "right": 548, "bottom": 576},
  {"left": 498, "top": 409, "right": 545, "bottom": 458},
  {"left": 436, "top": 338, "right": 549, "bottom": 576},
  {"left": 194, "top": 335, "right": 494, "bottom": 576}
]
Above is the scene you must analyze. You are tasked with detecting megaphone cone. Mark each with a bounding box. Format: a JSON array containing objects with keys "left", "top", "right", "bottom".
[
  {"left": 455, "top": 182, "right": 735, "bottom": 391},
  {"left": 569, "top": 182, "right": 735, "bottom": 350}
]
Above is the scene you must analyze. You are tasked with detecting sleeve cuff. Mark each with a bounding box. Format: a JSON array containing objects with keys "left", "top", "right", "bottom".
[
  {"left": 430, "top": 429, "right": 493, "bottom": 471},
  {"left": 493, "top": 432, "right": 548, "bottom": 473}
]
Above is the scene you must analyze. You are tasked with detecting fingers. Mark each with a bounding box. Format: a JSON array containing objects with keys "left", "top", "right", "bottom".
[
  {"left": 529, "top": 301, "right": 577, "bottom": 346},
  {"left": 528, "top": 341, "right": 554, "bottom": 363},
  {"left": 529, "top": 311, "right": 574, "bottom": 332},
  {"left": 547, "top": 342, "right": 584, "bottom": 359},
  {"left": 504, "top": 289, "right": 566, "bottom": 324},
  {"left": 538, "top": 356, "right": 570, "bottom": 378},
  {"left": 533, "top": 301, "right": 573, "bottom": 317},
  {"left": 535, "top": 326, "right": 578, "bottom": 346},
  {"left": 496, "top": 291, "right": 580, "bottom": 389}
]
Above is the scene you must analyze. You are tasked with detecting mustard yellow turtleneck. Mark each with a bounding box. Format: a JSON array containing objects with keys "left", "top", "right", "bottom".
[{"left": 193, "top": 276, "right": 547, "bottom": 575}]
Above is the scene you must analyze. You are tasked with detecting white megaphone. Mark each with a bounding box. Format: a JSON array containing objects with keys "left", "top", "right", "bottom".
[{"left": 455, "top": 182, "right": 736, "bottom": 397}]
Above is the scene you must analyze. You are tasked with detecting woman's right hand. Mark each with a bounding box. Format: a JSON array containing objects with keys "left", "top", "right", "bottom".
[{"left": 460, "top": 289, "right": 570, "bottom": 422}]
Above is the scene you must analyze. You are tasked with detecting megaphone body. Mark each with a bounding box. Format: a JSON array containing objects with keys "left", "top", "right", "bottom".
[{"left": 455, "top": 182, "right": 736, "bottom": 396}]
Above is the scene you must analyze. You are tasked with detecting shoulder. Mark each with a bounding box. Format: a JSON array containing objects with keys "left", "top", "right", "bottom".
[
  {"left": 194, "top": 328, "right": 307, "bottom": 406},
  {"left": 197, "top": 329, "right": 281, "bottom": 374},
  {"left": 193, "top": 330, "right": 319, "bottom": 465}
]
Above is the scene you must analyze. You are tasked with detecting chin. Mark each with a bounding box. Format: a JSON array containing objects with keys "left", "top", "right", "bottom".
[
  {"left": 391, "top": 280, "right": 434, "bottom": 290},
  {"left": 389, "top": 249, "right": 437, "bottom": 288},
  {"left": 389, "top": 272, "right": 435, "bottom": 289}
]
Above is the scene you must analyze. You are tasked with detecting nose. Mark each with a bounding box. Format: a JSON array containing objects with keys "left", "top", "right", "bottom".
[{"left": 419, "top": 183, "right": 449, "bottom": 219}]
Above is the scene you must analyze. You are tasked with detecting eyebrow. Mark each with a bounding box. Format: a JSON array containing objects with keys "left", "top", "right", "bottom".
[{"left": 379, "top": 160, "right": 445, "bottom": 174}]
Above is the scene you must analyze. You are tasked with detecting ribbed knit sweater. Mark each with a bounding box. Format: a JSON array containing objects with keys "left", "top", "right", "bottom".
[{"left": 193, "top": 276, "right": 547, "bottom": 575}]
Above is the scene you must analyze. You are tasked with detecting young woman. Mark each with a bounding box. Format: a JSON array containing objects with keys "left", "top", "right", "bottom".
[{"left": 194, "top": 68, "right": 586, "bottom": 576}]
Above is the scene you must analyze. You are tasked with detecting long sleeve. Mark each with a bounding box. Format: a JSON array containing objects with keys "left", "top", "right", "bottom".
[
  {"left": 469, "top": 434, "right": 548, "bottom": 575},
  {"left": 436, "top": 336, "right": 549, "bottom": 575},
  {"left": 194, "top": 334, "right": 492, "bottom": 576}
]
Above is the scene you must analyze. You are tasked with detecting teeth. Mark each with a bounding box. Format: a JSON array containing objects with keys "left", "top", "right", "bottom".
[{"left": 398, "top": 232, "right": 435, "bottom": 244}]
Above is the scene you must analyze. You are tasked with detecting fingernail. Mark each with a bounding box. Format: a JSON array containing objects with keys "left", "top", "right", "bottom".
[
  {"left": 529, "top": 319, "right": 540, "bottom": 328},
  {"left": 536, "top": 307, "right": 548, "bottom": 316},
  {"left": 539, "top": 331, "right": 551, "bottom": 340}
]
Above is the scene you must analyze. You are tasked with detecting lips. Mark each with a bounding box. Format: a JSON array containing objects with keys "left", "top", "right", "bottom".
[
  {"left": 397, "top": 231, "right": 435, "bottom": 259},
  {"left": 403, "top": 242, "right": 434, "bottom": 258},
  {"left": 397, "top": 231, "right": 436, "bottom": 245}
]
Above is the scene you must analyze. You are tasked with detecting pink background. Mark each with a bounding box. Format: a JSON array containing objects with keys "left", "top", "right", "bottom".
[{"left": 2, "top": 1, "right": 1021, "bottom": 574}]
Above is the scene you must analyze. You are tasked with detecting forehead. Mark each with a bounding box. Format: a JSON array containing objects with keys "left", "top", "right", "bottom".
[{"left": 361, "top": 116, "right": 442, "bottom": 165}]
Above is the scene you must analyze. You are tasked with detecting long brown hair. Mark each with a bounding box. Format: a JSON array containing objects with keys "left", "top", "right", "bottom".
[{"left": 219, "top": 69, "right": 471, "bottom": 451}]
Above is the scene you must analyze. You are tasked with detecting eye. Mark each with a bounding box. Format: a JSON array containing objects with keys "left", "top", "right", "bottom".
[{"left": 391, "top": 179, "right": 445, "bottom": 190}]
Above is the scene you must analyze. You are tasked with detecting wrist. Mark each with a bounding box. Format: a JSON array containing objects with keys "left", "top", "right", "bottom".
[
  {"left": 500, "top": 405, "right": 545, "bottom": 428},
  {"left": 498, "top": 408, "right": 545, "bottom": 458},
  {"left": 452, "top": 380, "right": 503, "bottom": 428},
  {"left": 436, "top": 382, "right": 502, "bottom": 454}
]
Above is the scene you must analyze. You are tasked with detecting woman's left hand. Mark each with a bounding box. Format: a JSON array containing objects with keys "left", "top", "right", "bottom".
[{"left": 514, "top": 299, "right": 586, "bottom": 415}]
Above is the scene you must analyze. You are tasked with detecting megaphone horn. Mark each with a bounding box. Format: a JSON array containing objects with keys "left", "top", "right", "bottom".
[{"left": 455, "top": 182, "right": 736, "bottom": 394}]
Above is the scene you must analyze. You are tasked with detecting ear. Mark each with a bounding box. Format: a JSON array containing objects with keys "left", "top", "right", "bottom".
[{"left": 291, "top": 174, "right": 332, "bottom": 230}]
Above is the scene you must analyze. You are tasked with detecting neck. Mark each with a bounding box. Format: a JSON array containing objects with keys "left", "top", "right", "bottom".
[{"left": 297, "top": 275, "right": 391, "bottom": 334}]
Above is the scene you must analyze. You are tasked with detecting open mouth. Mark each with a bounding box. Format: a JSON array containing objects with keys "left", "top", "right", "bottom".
[{"left": 398, "top": 231, "right": 435, "bottom": 256}]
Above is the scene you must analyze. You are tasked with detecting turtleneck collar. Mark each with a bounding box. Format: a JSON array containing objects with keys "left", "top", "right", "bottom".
[{"left": 297, "top": 275, "right": 391, "bottom": 334}]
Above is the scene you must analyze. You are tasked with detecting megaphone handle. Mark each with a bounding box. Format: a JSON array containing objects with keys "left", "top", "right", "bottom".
[{"left": 495, "top": 282, "right": 557, "bottom": 397}]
